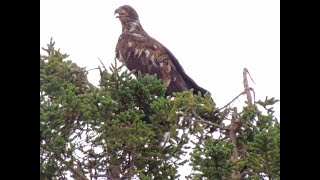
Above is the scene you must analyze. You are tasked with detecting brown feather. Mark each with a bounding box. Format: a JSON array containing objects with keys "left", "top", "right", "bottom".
[{"left": 115, "top": 5, "right": 210, "bottom": 96}]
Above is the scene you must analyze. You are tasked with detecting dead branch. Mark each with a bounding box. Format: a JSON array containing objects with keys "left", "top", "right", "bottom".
[
  {"left": 229, "top": 67, "right": 255, "bottom": 179},
  {"left": 230, "top": 107, "right": 242, "bottom": 179},
  {"left": 246, "top": 68, "right": 256, "bottom": 85},
  {"left": 250, "top": 87, "right": 256, "bottom": 106},
  {"left": 216, "top": 91, "right": 245, "bottom": 112},
  {"left": 86, "top": 67, "right": 99, "bottom": 72},
  {"left": 98, "top": 57, "right": 107, "bottom": 70},
  {"left": 191, "top": 110, "right": 229, "bottom": 130},
  {"left": 243, "top": 68, "right": 253, "bottom": 107}
]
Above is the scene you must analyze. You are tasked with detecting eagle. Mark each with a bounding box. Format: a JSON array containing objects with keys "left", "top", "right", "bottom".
[{"left": 114, "top": 5, "right": 209, "bottom": 97}]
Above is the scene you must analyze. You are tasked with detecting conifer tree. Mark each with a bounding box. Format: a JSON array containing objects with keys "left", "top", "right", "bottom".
[{"left": 40, "top": 39, "right": 279, "bottom": 179}]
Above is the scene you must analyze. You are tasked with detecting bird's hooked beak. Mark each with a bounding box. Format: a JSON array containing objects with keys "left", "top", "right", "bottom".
[
  {"left": 114, "top": 8, "right": 127, "bottom": 18},
  {"left": 114, "top": 12, "right": 120, "bottom": 18}
]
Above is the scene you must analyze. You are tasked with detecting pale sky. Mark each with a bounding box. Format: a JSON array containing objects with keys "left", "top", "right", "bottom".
[{"left": 41, "top": 0, "right": 280, "bottom": 178}]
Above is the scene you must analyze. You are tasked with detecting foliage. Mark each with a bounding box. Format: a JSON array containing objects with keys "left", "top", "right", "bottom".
[
  {"left": 187, "top": 97, "right": 280, "bottom": 180},
  {"left": 40, "top": 39, "right": 279, "bottom": 179},
  {"left": 190, "top": 140, "right": 233, "bottom": 179}
]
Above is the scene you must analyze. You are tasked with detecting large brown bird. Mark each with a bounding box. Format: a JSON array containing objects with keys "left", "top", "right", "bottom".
[{"left": 114, "top": 5, "right": 209, "bottom": 96}]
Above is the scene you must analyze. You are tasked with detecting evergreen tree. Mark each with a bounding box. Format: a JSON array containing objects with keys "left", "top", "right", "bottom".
[{"left": 40, "top": 39, "right": 279, "bottom": 179}]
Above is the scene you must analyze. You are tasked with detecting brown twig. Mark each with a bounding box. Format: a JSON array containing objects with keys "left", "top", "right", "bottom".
[
  {"left": 97, "top": 58, "right": 107, "bottom": 79},
  {"left": 98, "top": 57, "right": 107, "bottom": 70},
  {"left": 216, "top": 91, "right": 245, "bottom": 112},
  {"left": 191, "top": 110, "right": 229, "bottom": 130},
  {"left": 86, "top": 67, "right": 99, "bottom": 72},
  {"left": 246, "top": 68, "right": 256, "bottom": 85},
  {"left": 250, "top": 87, "right": 256, "bottom": 106}
]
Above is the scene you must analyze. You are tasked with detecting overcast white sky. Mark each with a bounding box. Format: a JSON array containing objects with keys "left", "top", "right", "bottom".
[{"left": 41, "top": 0, "right": 279, "bottom": 178}]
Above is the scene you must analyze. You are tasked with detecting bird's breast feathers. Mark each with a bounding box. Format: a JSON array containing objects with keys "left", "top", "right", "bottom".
[{"left": 116, "top": 32, "right": 176, "bottom": 86}]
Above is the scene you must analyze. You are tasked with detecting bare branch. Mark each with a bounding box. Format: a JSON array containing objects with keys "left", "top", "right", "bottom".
[
  {"left": 230, "top": 107, "right": 241, "bottom": 179},
  {"left": 86, "top": 67, "right": 99, "bottom": 72},
  {"left": 243, "top": 68, "right": 253, "bottom": 107},
  {"left": 191, "top": 110, "right": 229, "bottom": 130},
  {"left": 98, "top": 57, "right": 107, "bottom": 70},
  {"left": 246, "top": 68, "right": 256, "bottom": 84},
  {"left": 215, "top": 135, "right": 229, "bottom": 142},
  {"left": 249, "top": 87, "right": 256, "bottom": 106},
  {"left": 216, "top": 91, "right": 244, "bottom": 112}
]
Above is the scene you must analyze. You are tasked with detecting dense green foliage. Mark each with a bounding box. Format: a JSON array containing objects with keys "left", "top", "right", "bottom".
[
  {"left": 40, "top": 39, "right": 279, "bottom": 180},
  {"left": 189, "top": 98, "right": 280, "bottom": 180}
]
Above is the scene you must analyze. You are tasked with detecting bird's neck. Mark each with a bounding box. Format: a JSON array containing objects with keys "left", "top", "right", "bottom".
[{"left": 122, "top": 20, "right": 144, "bottom": 33}]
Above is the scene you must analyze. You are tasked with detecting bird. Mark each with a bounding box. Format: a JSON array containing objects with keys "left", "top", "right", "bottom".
[{"left": 114, "top": 5, "right": 210, "bottom": 97}]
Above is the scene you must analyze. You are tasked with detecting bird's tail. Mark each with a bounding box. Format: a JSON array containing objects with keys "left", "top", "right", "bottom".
[{"left": 182, "top": 72, "right": 210, "bottom": 96}]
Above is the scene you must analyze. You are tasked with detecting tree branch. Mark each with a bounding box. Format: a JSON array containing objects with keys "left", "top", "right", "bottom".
[
  {"left": 191, "top": 110, "right": 229, "bottom": 130},
  {"left": 243, "top": 68, "right": 253, "bottom": 107},
  {"left": 55, "top": 154, "right": 88, "bottom": 180},
  {"left": 98, "top": 57, "right": 107, "bottom": 70},
  {"left": 216, "top": 91, "right": 244, "bottom": 112},
  {"left": 250, "top": 87, "right": 256, "bottom": 106},
  {"left": 86, "top": 67, "right": 99, "bottom": 72},
  {"left": 230, "top": 107, "right": 241, "bottom": 179}
]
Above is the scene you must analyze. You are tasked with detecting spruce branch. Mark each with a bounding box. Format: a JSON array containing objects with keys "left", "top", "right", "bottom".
[{"left": 55, "top": 153, "right": 88, "bottom": 180}]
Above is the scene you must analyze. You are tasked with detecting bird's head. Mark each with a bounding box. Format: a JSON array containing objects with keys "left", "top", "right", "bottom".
[
  {"left": 115, "top": 5, "right": 144, "bottom": 33},
  {"left": 115, "top": 5, "right": 139, "bottom": 23}
]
